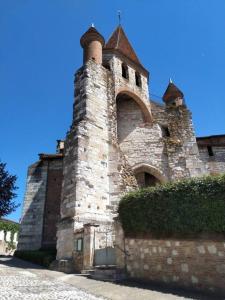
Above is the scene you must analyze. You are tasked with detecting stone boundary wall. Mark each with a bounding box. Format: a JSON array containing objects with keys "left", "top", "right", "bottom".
[{"left": 114, "top": 221, "right": 225, "bottom": 295}]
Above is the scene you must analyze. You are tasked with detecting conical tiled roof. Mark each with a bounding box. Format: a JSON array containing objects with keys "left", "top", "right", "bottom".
[
  {"left": 163, "top": 81, "right": 184, "bottom": 103},
  {"left": 80, "top": 26, "right": 105, "bottom": 48},
  {"left": 105, "top": 25, "right": 141, "bottom": 65}
]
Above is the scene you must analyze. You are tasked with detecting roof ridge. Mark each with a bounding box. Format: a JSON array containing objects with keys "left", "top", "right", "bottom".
[{"left": 115, "top": 25, "right": 121, "bottom": 49}]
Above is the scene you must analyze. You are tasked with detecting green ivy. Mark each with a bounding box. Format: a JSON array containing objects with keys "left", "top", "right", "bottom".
[{"left": 118, "top": 174, "right": 225, "bottom": 236}]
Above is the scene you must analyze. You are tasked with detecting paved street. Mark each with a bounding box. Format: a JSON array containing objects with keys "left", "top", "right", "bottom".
[
  {"left": 0, "top": 256, "right": 219, "bottom": 300},
  {"left": 0, "top": 257, "right": 105, "bottom": 300}
]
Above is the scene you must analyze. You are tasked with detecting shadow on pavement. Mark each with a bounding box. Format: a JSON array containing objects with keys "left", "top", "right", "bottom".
[
  {"left": 0, "top": 255, "right": 44, "bottom": 270},
  {"left": 113, "top": 278, "right": 224, "bottom": 300}
]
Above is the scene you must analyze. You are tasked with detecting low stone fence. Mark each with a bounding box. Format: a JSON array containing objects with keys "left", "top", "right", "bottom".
[{"left": 114, "top": 221, "right": 225, "bottom": 296}]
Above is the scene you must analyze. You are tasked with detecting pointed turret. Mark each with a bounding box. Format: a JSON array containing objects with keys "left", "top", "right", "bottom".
[
  {"left": 80, "top": 25, "right": 105, "bottom": 64},
  {"left": 163, "top": 80, "right": 184, "bottom": 106},
  {"left": 105, "top": 25, "right": 140, "bottom": 65}
]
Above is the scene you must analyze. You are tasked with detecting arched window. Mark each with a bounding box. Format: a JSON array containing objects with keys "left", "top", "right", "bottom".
[
  {"left": 122, "top": 64, "right": 129, "bottom": 79},
  {"left": 135, "top": 72, "right": 142, "bottom": 87}
]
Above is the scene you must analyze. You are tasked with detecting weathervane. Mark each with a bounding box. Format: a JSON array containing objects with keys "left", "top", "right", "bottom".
[{"left": 117, "top": 10, "right": 121, "bottom": 25}]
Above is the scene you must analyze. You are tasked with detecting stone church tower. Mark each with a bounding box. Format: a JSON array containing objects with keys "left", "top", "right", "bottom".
[{"left": 19, "top": 24, "right": 224, "bottom": 271}]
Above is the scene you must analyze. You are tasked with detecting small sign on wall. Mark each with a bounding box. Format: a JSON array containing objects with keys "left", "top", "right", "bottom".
[{"left": 75, "top": 238, "right": 83, "bottom": 252}]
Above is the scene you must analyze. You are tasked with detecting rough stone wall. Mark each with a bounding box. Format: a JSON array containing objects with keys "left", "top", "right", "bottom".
[
  {"left": 41, "top": 159, "right": 63, "bottom": 249},
  {"left": 18, "top": 161, "right": 48, "bottom": 250},
  {"left": 104, "top": 54, "right": 168, "bottom": 211},
  {"left": 117, "top": 95, "right": 169, "bottom": 180},
  {"left": 165, "top": 104, "right": 207, "bottom": 179},
  {"left": 197, "top": 136, "right": 225, "bottom": 175},
  {"left": 198, "top": 146, "right": 225, "bottom": 175},
  {"left": 115, "top": 222, "right": 225, "bottom": 295},
  {"left": 18, "top": 158, "right": 63, "bottom": 251},
  {"left": 150, "top": 101, "right": 167, "bottom": 125},
  {"left": 108, "top": 55, "right": 151, "bottom": 116},
  {"left": 57, "top": 60, "right": 114, "bottom": 260}
]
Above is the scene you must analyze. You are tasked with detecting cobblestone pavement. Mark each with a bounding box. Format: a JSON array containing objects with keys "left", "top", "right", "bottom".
[
  {"left": 0, "top": 257, "right": 219, "bottom": 300},
  {"left": 0, "top": 257, "right": 105, "bottom": 300}
]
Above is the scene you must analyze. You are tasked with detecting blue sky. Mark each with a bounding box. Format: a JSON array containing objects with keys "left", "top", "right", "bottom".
[{"left": 1, "top": 0, "right": 225, "bottom": 222}]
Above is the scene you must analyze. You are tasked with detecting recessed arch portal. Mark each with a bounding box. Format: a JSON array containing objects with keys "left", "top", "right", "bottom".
[
  {"left": 133, "top": 163, "right": 167, "bottom": 188},
  {"left": 116, "top": 90, "right": 152, "bottom": 144},
  {"left": 116, "top": 89, "right": 152, "bottom": 123}
]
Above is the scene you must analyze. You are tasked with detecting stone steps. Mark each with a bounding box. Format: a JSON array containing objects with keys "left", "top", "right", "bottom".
[
  {"left": 81, "top": 269, "right": 95, "bottom": 275},
  {"left": 49, "top": 259, "right": 74, "bottom": 273},
  {"left": 88, "top": 266, "right": 126, "bottom": 282}
]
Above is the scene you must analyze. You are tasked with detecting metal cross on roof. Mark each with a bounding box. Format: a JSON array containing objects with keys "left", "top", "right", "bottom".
[{"left": 117, "top": 10, "right": 121, "bottom": 25}]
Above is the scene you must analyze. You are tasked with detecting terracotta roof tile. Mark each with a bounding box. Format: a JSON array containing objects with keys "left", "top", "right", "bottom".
[
  {"left": 163, "top": 82, "right": 184, "bottom": 103},
  {"left": 80, "top": 26, "right": 105, "bottom": 47},
  {"left": 105, "top": 25, "right": 141, "bottom": 65}
]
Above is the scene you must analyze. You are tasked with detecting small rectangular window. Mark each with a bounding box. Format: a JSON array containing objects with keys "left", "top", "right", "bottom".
[
  {"left": 135, "top": 72, "right": 142, "bottom": 87},
  {"left": 207, "top": 146, "right": 214, "bottom": 156},
  {"left": 122, "top": 64, "right": 129, "bottom": 79}
]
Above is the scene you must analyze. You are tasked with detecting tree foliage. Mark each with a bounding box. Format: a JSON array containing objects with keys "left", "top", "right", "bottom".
[
  {"left": 0, "top": 161, "right": 18, "bottom": 217},
  {"left": 0, "top": 220, "right": 19, "bottom": 235},
  {"left": 118, "top": 174, "right": 225, "bottom": 236}
]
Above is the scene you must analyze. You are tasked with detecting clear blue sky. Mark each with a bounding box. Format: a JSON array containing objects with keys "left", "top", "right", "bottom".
[{"left": 1, "top": 0, "right": 225, "bottom": 222}]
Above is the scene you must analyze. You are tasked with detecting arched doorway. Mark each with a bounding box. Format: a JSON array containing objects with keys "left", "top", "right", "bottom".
[
  {"left": 135, "top": 172, "right": 160, "bottom": 188},
  {"left": 133, "top": 163, "right": 167, "bottom": 188}
]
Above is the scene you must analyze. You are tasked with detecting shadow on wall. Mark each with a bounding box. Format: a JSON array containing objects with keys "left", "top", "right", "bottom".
[
  {"left": 18, "top": 159, "right": 62, "bottom": 251},
  {"left": 17, "top": 162, "right": 47, "bottom": 251},
  {"left": 116, "top": 93, "right": 146, "bottom": 143}
]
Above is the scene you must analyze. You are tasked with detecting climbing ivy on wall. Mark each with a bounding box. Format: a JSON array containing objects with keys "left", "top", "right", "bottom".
[
  {"left": 118, "top": 174, "right": 225, "bottom": 236},
  {"left": 0, "top": 220, "right": 19, "bottom": 242},
  {"left": 0, "top": 220, "right": 19, "bottom": 234}
]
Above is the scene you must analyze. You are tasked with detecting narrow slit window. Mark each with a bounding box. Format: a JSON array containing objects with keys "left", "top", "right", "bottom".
[
  {"left": 122, "top": 64, "right": 129, "bottom": 79},
  {"left": 135, "top": 72, "right": 142, "bottom": 87},
  {"left": 161, "top": 126, "right": 170, "bottom": 137},
  {"left": 207, "top": 146, "right": 214, "bottom": 156}
]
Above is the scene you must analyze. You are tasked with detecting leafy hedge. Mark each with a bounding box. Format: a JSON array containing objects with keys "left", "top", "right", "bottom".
[
  {"left": 118, "top": 174, "right": 225, "bottom": 236},
  {"left": 14, "top": 249, "right": 56, "bottom": 267}
]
